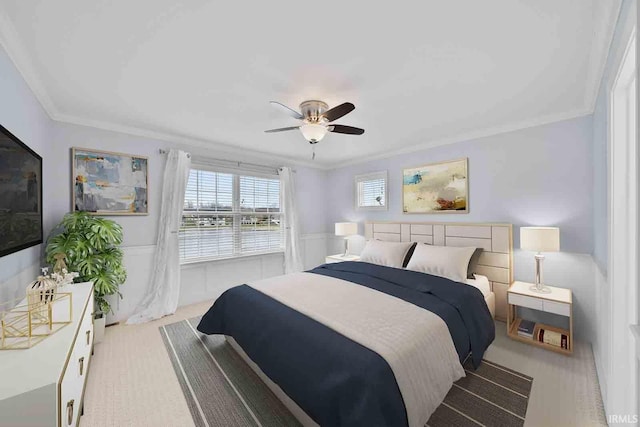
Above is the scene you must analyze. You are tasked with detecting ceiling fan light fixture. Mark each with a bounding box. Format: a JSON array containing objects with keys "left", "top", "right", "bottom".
[{"left": 300, "top": 123, "right": 328, "bottom": 143}]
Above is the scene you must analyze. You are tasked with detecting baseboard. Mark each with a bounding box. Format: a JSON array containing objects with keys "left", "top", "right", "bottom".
[
  {"left": 593, "top": 342, "right": 608, "bottom": 416},
  {"left": 592, "top": 258, "right": 610, "bottom": 417}
]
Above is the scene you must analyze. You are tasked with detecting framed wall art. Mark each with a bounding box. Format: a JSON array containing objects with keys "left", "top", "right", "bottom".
[
  {"left": 402, "top": 158, "right": 468, "bottom": 214},
  {"left": 0, "top": 124, "right": 43, "bottom": 257},
  {"left": 72, "top": 147, "right": 148, "bottom": 215}
]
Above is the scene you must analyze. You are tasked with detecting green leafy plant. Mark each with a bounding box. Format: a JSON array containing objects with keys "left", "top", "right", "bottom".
[{"left": 46, "top": 212, "right": 126, "bottom": 315}]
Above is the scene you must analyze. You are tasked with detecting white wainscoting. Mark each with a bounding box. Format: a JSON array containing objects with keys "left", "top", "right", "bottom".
[
  {"left": 593, "top": 263, "right": 610, "bottom": 414},
  {"left": 179, "top": 252, "right": 286, "bottom": 308},
  {"left": 106, "top": 245, "right": 155, "bottom": 324},
  {"left": 106, "top": 233, "right": 330, "bottom": 324},
  {"left": 300, "top": 233, "right": 330, "bottom": 270}
]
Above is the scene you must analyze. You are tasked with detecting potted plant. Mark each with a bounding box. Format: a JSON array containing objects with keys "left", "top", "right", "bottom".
[{"left": 45, "top": 212, "right": 126, "bottom": 343}]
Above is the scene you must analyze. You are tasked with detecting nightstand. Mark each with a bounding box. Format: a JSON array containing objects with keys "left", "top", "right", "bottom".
[
  {"left": 325, "top": 254, "right": 360, "bottom": 264},
  {"left": 507, "top": 281, "right": 573, "bottom": 354}
]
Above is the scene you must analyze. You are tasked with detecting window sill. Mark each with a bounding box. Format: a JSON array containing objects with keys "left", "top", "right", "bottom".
[
  {"left": 180, "top": 250, "right": 284, "bottom": 268},
  {"left": 356, "top": 206, "right": 388, "bottom": 211}
]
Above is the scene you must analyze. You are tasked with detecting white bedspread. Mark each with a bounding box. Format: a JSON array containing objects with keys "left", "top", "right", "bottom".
[
  {"left": 248, "top": 272, "right": 465, "bottom": 427},
  {"left": 466, "top": 274, "right": 491, "bottom": 297}
]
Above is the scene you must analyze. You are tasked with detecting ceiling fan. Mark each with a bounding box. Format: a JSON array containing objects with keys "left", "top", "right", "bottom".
[{"left": 265, "top": 100, "right": 364, "bottom": 158}]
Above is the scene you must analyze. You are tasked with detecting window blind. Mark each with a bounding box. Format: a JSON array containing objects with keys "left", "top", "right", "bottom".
[
  {"left": 355, "top": 171, "right": 387, "bottom": 210},
  {"left": 358, "top": 178, "right": 386, "bottom": 207},
  {"left": 180, "top": 169, "right": 283, "bottom": 263}
]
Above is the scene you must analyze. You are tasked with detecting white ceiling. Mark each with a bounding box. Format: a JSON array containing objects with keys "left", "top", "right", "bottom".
[{"left": 0, "top": 1, "right": 620, "bottom": 168}]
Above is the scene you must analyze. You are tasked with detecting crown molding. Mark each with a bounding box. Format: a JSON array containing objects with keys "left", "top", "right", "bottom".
[
  {"left": 55, "top": 107, "right": 593, "bottom": 172},
  {"left": 0, "top": 8, "right": 57, "bottom": 120},
  {"left": 583, "top": 0, "right": 623, "bottom": 112},
  {"left": 328, "top": 108, "right": 592, "bottom": 169},
  {"left": 0, "top": 8, "right": 325, "bottom": 170},
  {"left": 53, "top": 111, "right": 324, "bottom": 170},
  {"left": 0, "top": 5, "right": 616, "bottom": 172}
]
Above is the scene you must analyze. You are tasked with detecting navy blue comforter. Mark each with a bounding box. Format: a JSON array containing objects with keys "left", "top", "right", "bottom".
[{"left": 197, "top": 262, "right": 495, "bottom": 426}]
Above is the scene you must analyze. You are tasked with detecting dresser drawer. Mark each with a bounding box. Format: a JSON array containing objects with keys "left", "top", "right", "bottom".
[
  {"left": 508, "top": 293, "right": 543, "bottom": 310},
  {"left": 59, "top": 289, "right": 94, "bottom": 427},
  {"left": 543, "top": 300, "right": 571, "bottom": 316},
  {"left": 60, "top": 346, "right": 84, "bottom": 427}
]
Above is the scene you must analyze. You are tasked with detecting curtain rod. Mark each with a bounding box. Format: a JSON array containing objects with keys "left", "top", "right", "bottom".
[
  {"left": 158, "top": 148, "right": 191, "bottom": 158},
  {"left": 158, "top": 149, "right": 295, "bottom": 173}
]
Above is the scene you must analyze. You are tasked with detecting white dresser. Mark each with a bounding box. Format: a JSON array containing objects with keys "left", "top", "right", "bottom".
[{"left": 0, "top": 282, "right": 94, "bottom": 427}]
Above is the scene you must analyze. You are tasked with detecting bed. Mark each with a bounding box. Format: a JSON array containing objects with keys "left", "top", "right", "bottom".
[{"left": 197, "top": 222, "right": 513, "bottom": 427}]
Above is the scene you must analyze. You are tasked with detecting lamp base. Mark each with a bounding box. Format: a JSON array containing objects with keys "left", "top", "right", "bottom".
[
  {"left": 529, "top": 284, "right": 552, "bottom": 294},
  {"left": 530, "top": 252, "right": 551, "bottom": 293}
]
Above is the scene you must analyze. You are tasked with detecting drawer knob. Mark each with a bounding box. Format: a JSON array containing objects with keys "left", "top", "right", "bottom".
[
  {"left": 79, "top": 357, "right": 85, "bottom": 376},
  {"left": 67, "top": 399, "right": 74, "bottom": 425},
  {"left": 86, "top": 330, "right": 91, "bottom": 345}
]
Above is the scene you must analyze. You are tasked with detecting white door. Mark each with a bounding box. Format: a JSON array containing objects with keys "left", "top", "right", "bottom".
[{"left": 608, "top": 27, "right": 638, "bottom": 424}]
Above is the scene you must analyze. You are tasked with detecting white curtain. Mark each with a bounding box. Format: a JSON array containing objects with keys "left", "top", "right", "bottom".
[
  {"left": 127, "top": 149, "right": 191, "bottom": 324},
  {"left": 279, "top": 167, "right": 304, "bottom": 273}
]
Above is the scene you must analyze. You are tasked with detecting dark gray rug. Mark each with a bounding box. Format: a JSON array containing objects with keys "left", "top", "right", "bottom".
[{"left": 161, "top": 318, "right": 532, "bottom": 427}]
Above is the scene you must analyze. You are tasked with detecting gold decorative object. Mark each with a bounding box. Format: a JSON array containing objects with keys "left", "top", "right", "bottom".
[
  {"left": 52, "top": 253, "right": 68, "bottom": 275},
  {"left": 26, "top": 271, "right": 58, "bottom": 308},
  {"left": 0, "top": 268, "right": 73, "bottom": 350}
]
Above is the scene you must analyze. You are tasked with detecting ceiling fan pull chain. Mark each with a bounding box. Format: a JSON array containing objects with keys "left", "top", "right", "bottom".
[{"left": 312, "top": 145, "right": 316, "bottom": 160}]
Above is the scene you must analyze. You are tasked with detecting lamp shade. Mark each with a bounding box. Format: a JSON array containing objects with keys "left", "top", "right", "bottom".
[
  {"left": 335, "top": 222, "right": 358, "bottom": 236},
  {"left": 520, "top": 227, "right": 560, "bottom": 252}
]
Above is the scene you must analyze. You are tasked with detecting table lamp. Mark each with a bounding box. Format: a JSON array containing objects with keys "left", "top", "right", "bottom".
[
  {"left": 335, "top": 222, "right": 358, "bottom": 256},
  {"left": 520, "top": 226, "right": 560, "bottom": 293}
]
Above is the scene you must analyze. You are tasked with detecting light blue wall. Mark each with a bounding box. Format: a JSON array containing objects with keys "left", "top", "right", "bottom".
[
  {"left": 48, "top": 121, "right": 327, "bottom": 246},
  {"left": 0, "top": 44, "right": 53, "bottom": 286},
  {"left": 592, "top": 87, "right": 608, "bottom": 274},
  {"left": 325, "top": 115, "right": 598, "bottom": 340},
  {"left": 0, "top": 41, "right": 327, "bottom": 310},
  {"left": 326, "top": 115, "right": 594, "bottom": 254}
]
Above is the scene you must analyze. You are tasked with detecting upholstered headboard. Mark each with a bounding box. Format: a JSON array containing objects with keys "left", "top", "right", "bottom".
[{"left": 364, "top": 221, "right": 513, "bottom": 321}]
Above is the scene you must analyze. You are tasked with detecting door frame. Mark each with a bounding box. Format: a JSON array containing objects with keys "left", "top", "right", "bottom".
[{"left": 607, "top": 26, "right": 638, "bottom": 421}]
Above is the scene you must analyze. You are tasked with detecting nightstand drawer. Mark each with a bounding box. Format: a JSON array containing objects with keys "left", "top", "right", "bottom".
[
  {"left": 543, "top": 300, "right": 570, "bottom": 316},
  {"left": 508, "top": 293, "right": 543, "bottom": 310}
]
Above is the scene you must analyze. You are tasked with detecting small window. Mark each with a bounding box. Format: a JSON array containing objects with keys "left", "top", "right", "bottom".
[{"left": 355, "top": 171, "right": 388, "bottom": 211}]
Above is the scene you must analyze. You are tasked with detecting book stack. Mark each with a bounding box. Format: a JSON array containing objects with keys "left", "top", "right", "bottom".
[
  {"left": 517, "top": 319, "right": 536, "bottom": 339},
  {"left": 537, "top": 328, "right": 569, "bottom": 349}
]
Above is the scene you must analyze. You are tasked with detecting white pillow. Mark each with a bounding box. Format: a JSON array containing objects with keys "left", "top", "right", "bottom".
[
  {"left": 406, "top": 244, "right": 476, "bottom": 282},
  {"left": 359, "top": 240, "right": 415, "bottom": 268}
]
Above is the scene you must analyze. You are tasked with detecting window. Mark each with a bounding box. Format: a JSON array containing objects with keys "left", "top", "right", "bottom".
[
  {"left": 180, "top": 168, "right": 283, "bottom": 263},
  {"left": 355, "top": 171, "right": 388, "bottom": 211}
]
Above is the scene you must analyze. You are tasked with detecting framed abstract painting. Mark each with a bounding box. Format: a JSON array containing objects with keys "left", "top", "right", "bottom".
[
  {"left": 402, "top": 158, "right": 468, "bottom": 214},
  {"left": 72, "top": 148, "right": 149, "bottom": 215}
]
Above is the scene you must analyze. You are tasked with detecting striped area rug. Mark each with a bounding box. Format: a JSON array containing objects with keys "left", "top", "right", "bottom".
[{"left": 161, "top": 318, "right": 532, "bottom": 427}]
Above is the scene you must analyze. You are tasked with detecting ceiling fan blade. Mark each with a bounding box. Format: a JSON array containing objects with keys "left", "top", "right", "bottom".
[
  {"left": 264, "top": 126, "right": 300, "bottom": 133},
  {"left": 322, "top": 102, "right": 355, "bottom": 122},
  {"left": 269, "top": 101, "right": 303, "bottom": 120},
  {"left": 328, "top": 124, "right": 365, "bottom": 135}
]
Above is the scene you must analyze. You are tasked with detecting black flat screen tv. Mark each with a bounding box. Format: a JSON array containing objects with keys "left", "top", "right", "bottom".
[{"left": 0, "top": 124, "right": 43, "bottom": 258}]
